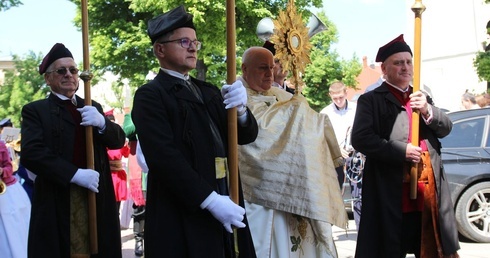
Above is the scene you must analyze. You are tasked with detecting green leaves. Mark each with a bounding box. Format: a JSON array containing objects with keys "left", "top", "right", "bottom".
[
  {"left": 0, "top": 52, "right": 47, "bottom": 127},
  {"left": 302, "top": 12, "right": 361, "bottom": 112},
  {"left": 474, "top": 50, "right": 490, "bottom": 82},
  {"left": 66, "top": 0, "right": 361, "bottom": 110},
  {"left": 0, "top": 0, "right": 22, "bottom": 12},
  {"left": 290, "top": 235, "right": 301, "bottom": 252}
]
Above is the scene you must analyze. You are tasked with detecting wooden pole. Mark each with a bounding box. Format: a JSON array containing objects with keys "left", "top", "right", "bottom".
[
  {"left": 410, "top": 0, "right": 426, "bottom": 200},
  {"left": 80, "top": 0, "right": 98, "bottom": 253},
  {"left": 226, "top": 0, "right": 238, "bottom": 205},
  {"left": 226, "top": 1, "right": 240, "bottom": 256}
]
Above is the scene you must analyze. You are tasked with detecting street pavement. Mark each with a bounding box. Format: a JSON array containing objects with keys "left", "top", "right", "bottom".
[
  {"left": 121, "top": 225, "right": 139, "bottom": 258},
  {"left": 333, "top": 220, "right": 490, "bottom": 258},
  {"left": 121, "top": 219, "right": 490, "bottom": 258}
]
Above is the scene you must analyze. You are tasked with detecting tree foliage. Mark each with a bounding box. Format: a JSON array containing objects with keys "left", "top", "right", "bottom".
[
  {"left": 67, "top": 1, "right": 322, "bottom": 90},
  {"left": 104, "top": 80, "right": 126, "bottom": 113},
  {"left": 474, "top": 50, "right": 490, "bottom": 82},
  {"left": 64, "top": 0, "right": 360, "bottom": 110},
  {"left": 0, "top": 0, "right": 21, "bottom": 11},
  {"left": 0, "top": 52, "right": 48, "bottom": 127},
  {"left": 0, "top": 1, "right": 362, "bottom": 124},
  {"left": 473, "top": 1, "right": 490, "bottom": 84}
]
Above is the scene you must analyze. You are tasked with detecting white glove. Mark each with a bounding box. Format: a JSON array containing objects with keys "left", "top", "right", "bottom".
[
  {"left": 206, "top": 194, "right": 246, "bottom": 233},
  {"left": 221, "top": 81, "right": 247, "bottom": 111},
  {"left": 71, "top": 168, "right": 100, "bottom": 193},
  {"left": 77, "top": 106, "right": 106, "bottom": 129}
]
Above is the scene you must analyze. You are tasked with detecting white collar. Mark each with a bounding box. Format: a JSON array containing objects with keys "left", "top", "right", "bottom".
[
  {"left": 385, "top": 81, "right": 411, "bottom": 93},
  {"left": 52, "top": 92, "right": 77, "bottom": 105},
  {"left": 160, "top": 68, "right": 189, "bottom": 81}
]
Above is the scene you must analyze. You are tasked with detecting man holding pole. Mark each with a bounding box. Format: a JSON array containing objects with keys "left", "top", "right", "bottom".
[
  {"left": 132, "top": 5, "right": 258, "bottom": 258},
  {"left": 21, "top": 43, "right": 125, "bottom": 257},
  {"left": 351, "top": 34, "right": 460, "bottom": 257}
]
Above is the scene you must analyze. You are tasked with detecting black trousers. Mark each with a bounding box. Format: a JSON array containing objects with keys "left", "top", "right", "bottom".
[
  {"left": 132, "top": 191, "right": 146, "bottom": 239},
  {"left": 335, "top": 166, "right": 345, "bottom": 189},
  {"left": 400, "top": 211, "right": 422, "bottom": 258}
]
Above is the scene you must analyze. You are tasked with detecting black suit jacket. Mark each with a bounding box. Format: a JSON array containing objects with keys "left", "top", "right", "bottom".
[
  {"left": 21, "top": 93, "right": 125, "bottom": 258},
  {"left": 351, "top": 83, "right": 459, "bottom": 257},
  {"left": 132, "top": 71, "right": 258, "bottom": 258}
]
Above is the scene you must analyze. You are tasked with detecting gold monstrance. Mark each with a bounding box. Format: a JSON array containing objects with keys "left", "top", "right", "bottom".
[{"left": 270, "top": 0, "right": 313, "bottom": 94}]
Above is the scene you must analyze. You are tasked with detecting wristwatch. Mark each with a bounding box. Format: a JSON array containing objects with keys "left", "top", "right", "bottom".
[{"left": 422, "top": 105, "right": 432, "bottom": 119}]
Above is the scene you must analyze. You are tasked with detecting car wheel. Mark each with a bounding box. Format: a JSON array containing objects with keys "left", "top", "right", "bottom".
[{"left": 455, "top": 182, "right": 490, "bottom": 243}]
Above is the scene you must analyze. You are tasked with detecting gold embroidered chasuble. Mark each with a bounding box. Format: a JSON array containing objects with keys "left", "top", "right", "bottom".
[{"left": 237, "top": 77, "right": 348, "bottom": 233}]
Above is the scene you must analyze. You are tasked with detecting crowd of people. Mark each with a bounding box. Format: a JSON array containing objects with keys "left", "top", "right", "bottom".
[{"left": 4, "top": 4, "right": 489, "bottom": 258}]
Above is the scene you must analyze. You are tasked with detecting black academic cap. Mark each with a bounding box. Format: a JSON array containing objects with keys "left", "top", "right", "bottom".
[
  {"left": 0, "top": 118, "right": 12, "bottom": 127},
  {"left": 375, "top": 34, "right": 412, "bottom": 63},
  {"left": 263, "top": 41, "right": 276, "bottom": 55},
  {"left": 38, "top": 43, "right": 74, "bottom": 75},
  {"left": 147, "top": 5, "right": 195, "bottom": 44}
]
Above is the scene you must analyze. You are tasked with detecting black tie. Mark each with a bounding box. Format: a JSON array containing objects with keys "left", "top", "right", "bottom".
[{"left": 184, "top": 79, "right": 203, "bottom": 103}]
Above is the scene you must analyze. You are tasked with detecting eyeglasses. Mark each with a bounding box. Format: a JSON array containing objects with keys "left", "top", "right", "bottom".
[
  {"left": 46, "top": 67, "right": 79, "bottom": 75},
  {"left": 158, "top": 38, "right": 202, "bottom": 50}
]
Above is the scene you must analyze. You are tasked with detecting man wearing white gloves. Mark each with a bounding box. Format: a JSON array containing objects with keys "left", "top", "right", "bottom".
[
  {"left": 21, "top": 43, "right": 125, "bottom": 257},
  {"left": 132, "top": 5, "right": 258, "bottom": 258}
]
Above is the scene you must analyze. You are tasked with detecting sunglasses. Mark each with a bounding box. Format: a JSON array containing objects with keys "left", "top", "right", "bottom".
[
  {"left": 158, "top": 38, "right": 202, "bottom": 50},
  {"left": 46, "top": 67, "right": 79, "bottom": 75}
]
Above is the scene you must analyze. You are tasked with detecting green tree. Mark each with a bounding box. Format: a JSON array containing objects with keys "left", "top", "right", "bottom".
[
  {"left": 302, "top": 12, "right": 362, "bottom": 112},
  {"left": 104, "top": 80, "right": 126, "bottom": 113},
  {"left": 474, "top": 51, "right": 490, "bottom": 83},
  {"left": 66, "top": 0, "right": 360, "bottom": 109},
  {"left": 0, "top": 0, "right": 21, "bottom": 11},
  {"left": 0, "top": 52, "right": 48, "bottom": 127},
  {"left": 67, "top": 0, "right": 323, "bottom": 90},
  {"left": 473, "top": 1, "right": 489, "bottom": 90}
]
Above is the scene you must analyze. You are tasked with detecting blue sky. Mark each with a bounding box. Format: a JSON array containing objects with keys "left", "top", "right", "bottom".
[
  {"left": 321, "top": 0, "right": 407, "bottom": 63},
  {"left": 0, "top": 0, "right": 83, "bottom": 61},
  {"left": 0, "top": 0, "right": 407, "bottom": 64}
]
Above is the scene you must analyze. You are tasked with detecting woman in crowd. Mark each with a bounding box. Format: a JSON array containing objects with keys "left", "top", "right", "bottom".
[{"left": 0, "top": 139, "right": 31, "bottom": 258}]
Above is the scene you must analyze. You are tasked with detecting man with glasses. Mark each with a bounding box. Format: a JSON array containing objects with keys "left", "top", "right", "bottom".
[
  {"left": 20, "top": 43, "right": 125, "bottom": 257},
  {"left": 132, "top": 5, "right": 258, "bottom": 258}
]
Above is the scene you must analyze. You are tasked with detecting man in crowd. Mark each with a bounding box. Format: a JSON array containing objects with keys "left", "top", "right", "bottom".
[
  {"left": 320, "top": 81, "right": 363, "bottom": 228},
  {"left": 21, "top": 43, "right": 125, "bottom": 257},
  {"left": 461, "top": 91, "right": 480, "bottom": 110},
  {"left": 131, "top": 6, "right": 258, "bottom": 257},
  {"left": 122, "top": 106, "right": 146, "bottom": 256},
  {"left": 351, "top": 34, "right": 460, "bottom": 257},
  {"left": 320, "top": 81, "right": 357, "bottom": 189},
  {"left": 263, "top": 41, "right": 295, "bottom": 94},
  {"left": 237, "top": 46, "right": 347, "bottom": 258}
]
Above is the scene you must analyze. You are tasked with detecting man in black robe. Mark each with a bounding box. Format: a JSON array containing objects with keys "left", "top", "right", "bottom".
[
  {"left": 132, "top": 5, "right": 258, "bottom": 258},
  {"left": 21, "top": 43, "right": 125, "bottom": 257},
  {"left": 352, "top": 34, "right": 460, "bottom": 258}
]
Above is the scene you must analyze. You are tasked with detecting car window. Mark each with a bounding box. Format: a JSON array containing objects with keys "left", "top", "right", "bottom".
[{"left": 441, "top": 117, "right": 485, "bottom": 148}]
